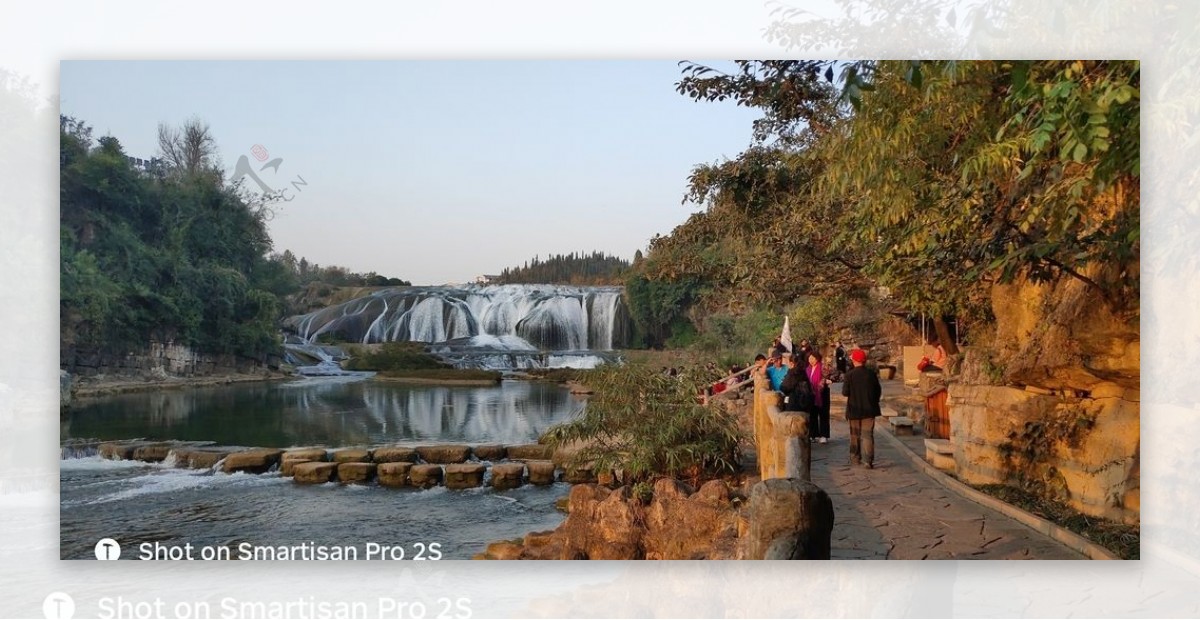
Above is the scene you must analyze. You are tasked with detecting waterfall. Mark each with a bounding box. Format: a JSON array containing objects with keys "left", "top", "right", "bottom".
[{"left": 282, "top": 284, "right": 630, "bottom": 352}]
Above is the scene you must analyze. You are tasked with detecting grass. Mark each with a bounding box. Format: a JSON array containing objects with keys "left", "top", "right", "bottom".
[
  {"left": 521, "top": 368, "right": 587, "bottom": 382},
  {"left": 974, "top": 484, "right": 1140, "bottom": 559}
]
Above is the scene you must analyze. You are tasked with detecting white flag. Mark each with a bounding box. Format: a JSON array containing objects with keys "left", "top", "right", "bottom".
[{"left": 780, "top": 316, "right": 792, "bottom": 353}]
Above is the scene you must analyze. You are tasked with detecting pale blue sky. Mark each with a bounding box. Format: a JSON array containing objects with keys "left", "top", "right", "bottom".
[{"left": 60, "top": 61, "right": 761, "bottom": 284}]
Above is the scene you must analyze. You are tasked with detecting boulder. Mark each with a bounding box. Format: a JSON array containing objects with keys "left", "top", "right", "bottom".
[
  {"left": 526, "top": 460, "right": 557, "bottom": 485},
  {"left": 223, "top": 449, "right": 284, "bottom": 474},
  {"left": 377, "top": 462, "right": 413, "bottom": 488},
  {"left": 338, "top": 462, "right": 376, "bottom": 484},
  {"left": 558, "top": 485, "right": 642, "bottom": 559},
  {"left": 483, "top": 541, "right": 524, "bottom": 560},
  {"left": 491, "top": 462, "right": 526, "bottom": 490},
  {"left": 293, "top": 462, "right": 338, "bottom": 484},
  {"left": 692, "top": 480, "right": 732, "bottom": 507},
  {"left": 416, "top": 445, "right": 471, "bottom": 464},
  {"left": 472, "top": 445, "right": 507, "bottom": 461},
  {"left": 505, "top": 443, "right": 554, "bottom": 461},
  {"left": 521, "top": 530, "right": 565, "bottom": 560},
  {"left": 409, "top": 464, "right": 444, "bottom": 488},
  {"left": 372, "top": 446, "right": 418, "bottom": 463},
  {"left": 330, "top": 448, "right": 372, "bottom": 463},
  {"left": 444, "top": 463, "right": 487, "bottom": 489}
]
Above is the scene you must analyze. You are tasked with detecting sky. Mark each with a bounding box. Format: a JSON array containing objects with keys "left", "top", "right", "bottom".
[{"left": 59, "top": 60, "right": 763, "bottom": 285}]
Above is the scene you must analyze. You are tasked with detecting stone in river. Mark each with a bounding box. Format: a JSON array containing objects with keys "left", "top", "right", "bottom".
[
  {"left": 472, "top": 444, "right": 507, "bottom": 461},
  {"left": 526, "top": 460, "right": 557, "bottom": 485},
  {"left": 377, "top": 462, "right": 413, "bottom": 487},
  {"left": 330, "top": 448, "right": 372, "bottom": 463},
  {"left": 293, "top": 462, "right": 338, "bottom": 484},
  {"left": 222, "top": 448, "right": 284, "bottom": 474},
  {"left": 372, "top": 447, "right": 418, "bottom": 463},
  {"left": 415, "top": 445, "right": 471, "bottom": 464},
  {"left": 98, "top": 442, "right": 137, "bottom": 461},
  {"left": 490, "top": 462, "right": 526, "bottom": 490},
  {"left": 409, "top": 464, "right": 444, "bottom": 488},
  {"left": 444, "top": 463, "right": 487, "bottom": 489},
  {"left": 283, "top": 448, "right": 328, "bottom": 463},
  {"left": 505, "top": 444, "right": 553, "bottom": 461},
  {"left": 338, "top": 462, "right": 376, "bottom": 484},
  {"left": 132, "top": 443, "right": 174, "bottom": 462}
]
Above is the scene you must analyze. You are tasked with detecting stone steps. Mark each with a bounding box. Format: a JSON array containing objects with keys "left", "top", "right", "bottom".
[{"left": 91, "top": 439, "right": 591, "bottom": 491}]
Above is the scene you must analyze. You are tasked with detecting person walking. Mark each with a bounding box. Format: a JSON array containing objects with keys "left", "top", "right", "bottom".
[
  {"left": 842, "top": 349, "right": 882, "bottom": 468},
  {"left": 805, "top": 352, "right": 831, "bottom": 443},
  {"left": 835, "top": 341, "right": 847, "bottom": 375}
]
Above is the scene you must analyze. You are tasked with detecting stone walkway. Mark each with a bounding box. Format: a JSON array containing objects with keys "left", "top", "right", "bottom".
[{"left": 810, "top": 390, "right": 1086, "bottom": 560}]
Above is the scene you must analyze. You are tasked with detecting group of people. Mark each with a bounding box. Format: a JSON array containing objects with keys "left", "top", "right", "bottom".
[{"left": 757, "top": 338, "right": 883, "bottom": 468}]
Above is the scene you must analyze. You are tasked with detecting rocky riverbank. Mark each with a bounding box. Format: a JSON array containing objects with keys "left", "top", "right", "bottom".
[
  {"left": 476, "top": 478, "right": 747, "bottom": 560},
  {"left": 67, "top": 370, "right": 290, "bottom": 401}
]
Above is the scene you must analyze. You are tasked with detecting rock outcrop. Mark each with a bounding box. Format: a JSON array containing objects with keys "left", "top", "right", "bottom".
[{"left": 477, "top": 479, "right": 743, "bottom": 560}]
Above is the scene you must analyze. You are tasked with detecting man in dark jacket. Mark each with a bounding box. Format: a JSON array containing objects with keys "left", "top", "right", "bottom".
[{"left": 841, "top": 348, "right": 882, "bottom": 468}]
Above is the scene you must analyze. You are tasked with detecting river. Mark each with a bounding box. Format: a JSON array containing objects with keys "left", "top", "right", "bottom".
[{"left": 59, "top": 376, "right": 579, "bottom": 560}]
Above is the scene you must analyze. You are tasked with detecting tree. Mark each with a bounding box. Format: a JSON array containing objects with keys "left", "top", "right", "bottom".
[{"left": 157, "top": 116, "right": 219, "bottom": 178}]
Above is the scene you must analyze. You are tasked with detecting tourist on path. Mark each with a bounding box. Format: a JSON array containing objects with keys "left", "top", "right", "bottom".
[
  {"left": 842, "top": 348, "right": 882, "bottom": 468},
  {"left": 780, "top": 355, "right": 815, "bottom": 416},
  {"left": 806, "top": 352, "right": 831, "bottom": 443},
  {"left": 766, "top": 356, "right": 789, "bottom": 392},
  {"left": 835, "top": 341, "right": 847, "bottom": 375}
]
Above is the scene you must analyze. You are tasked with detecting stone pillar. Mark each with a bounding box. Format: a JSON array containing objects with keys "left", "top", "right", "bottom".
[{"left": 746, "top": 478, "right": 834, "bottom": 560}]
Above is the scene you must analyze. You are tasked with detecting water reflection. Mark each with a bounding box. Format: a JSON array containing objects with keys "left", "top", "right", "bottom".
[{"left": 62, "top": 378, "right": 583, "bottom": 447}]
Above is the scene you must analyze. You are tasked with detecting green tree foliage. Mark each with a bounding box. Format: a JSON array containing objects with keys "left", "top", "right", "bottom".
[
  {"left": 544, "top": 363, "right": 742, "bottom": 485},
  {"left": 61, "top": 117, "right": 281, "bottom": 358},
  {"left": 634, "top": 59, "right": 1138, "bottom": 349},
  {"left": 623, "top": 274, "right": 703, "bottom": 349},
  {"left": 494, "top": 251, "right": 630, "bottom": 285}
]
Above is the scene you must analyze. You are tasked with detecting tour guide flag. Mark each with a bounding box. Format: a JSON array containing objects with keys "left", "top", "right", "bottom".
[{"left": 780, "top": 316, "right": 792, "bottom": 353}]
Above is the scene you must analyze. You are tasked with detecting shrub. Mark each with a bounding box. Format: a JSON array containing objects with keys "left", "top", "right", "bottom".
[{"left": 543, "top": 362, "right": 742, "bottom": 485}]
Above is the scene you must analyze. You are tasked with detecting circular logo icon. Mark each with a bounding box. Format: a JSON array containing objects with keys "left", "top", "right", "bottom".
[
  {"left": 42, "top": 592, "right": 75, "bottom": 619},
  {"left": 94, "top": 538, "right": 121, "bottom": 561}
]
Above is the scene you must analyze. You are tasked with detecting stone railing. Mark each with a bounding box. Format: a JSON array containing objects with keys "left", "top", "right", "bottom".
[
  {"left": 744, "top": 372, "right": 833, "bottom": 559},
  {"left": 752, "top": 373, "right": 811, "bottom": 481}
]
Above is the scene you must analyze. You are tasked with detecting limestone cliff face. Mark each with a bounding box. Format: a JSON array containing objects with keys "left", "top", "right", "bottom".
[
  {"left": 987, "top": 273, "right": 1138, "bottom": 392},
  {"left": 952, "top": 272, "right": 1139, "bottom": 524}
]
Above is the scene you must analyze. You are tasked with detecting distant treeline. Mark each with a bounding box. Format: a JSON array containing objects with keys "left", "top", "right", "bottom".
[
  {"left": 495, "top": 251, "right": 632, "bottom": 285},
  {"left": 272, "top": 250, "right": 410, "bottom": 288}
]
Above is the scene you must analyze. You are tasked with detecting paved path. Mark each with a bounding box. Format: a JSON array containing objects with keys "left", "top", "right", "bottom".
[{"left": 810, "top": 391, "right": 1085, "bottom": 560}]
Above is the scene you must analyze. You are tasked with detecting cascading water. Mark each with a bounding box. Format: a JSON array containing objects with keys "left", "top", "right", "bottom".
[
  {"left": 285, "top": 285, "right": 629, "bottom": 350},
  {"left": 280, "top": 285, "right": 630, "bottom": 370}
]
